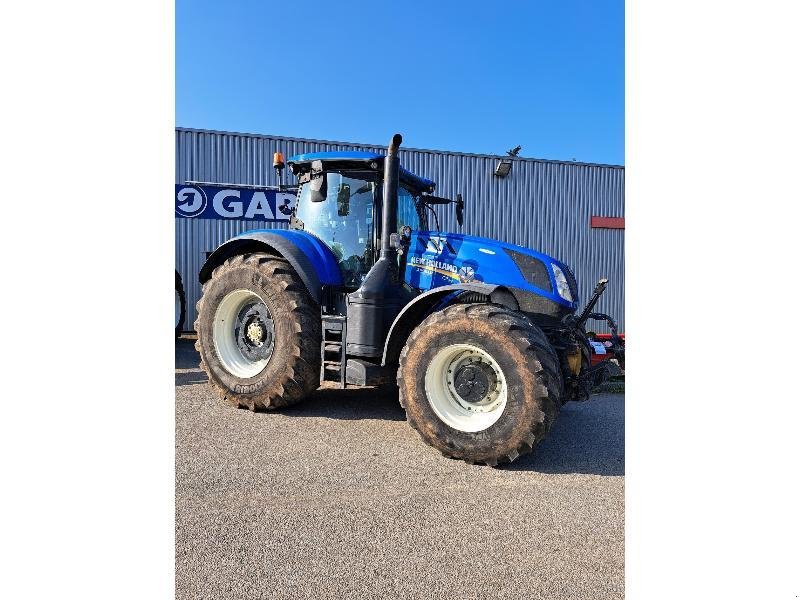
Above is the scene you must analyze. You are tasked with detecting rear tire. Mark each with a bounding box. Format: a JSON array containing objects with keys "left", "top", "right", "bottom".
[
  {"left": 194, "top": 253, "right": 321, "bottom": 410},
  {"left": 398, "top": 303, "right": 562, "bottom": 466},
  {"left": 175, "top": 270, "right": 186, "bottom": 339}
]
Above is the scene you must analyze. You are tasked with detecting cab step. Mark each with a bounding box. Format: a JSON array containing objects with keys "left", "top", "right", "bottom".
[{"left": 321, "top": 315, "right": 347, "bottom": 388}]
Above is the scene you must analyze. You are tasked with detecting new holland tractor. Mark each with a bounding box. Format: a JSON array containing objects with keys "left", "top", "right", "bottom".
[{"left": 194, "top": 134, "right": 623, "bottom": 466}]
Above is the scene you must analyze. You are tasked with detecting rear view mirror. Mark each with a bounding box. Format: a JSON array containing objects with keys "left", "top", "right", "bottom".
[
  {"left": 308, "top": 175, "right": 327, "bottom": 203},
  {"left": 308, "top": 159, "right": 327, "bottom": 202},
  {"left": 456, "top": 193, "right": 464, "bottom": 226},
  {"left": 337, "top": 183, "right": 351, "bottom": 216}
]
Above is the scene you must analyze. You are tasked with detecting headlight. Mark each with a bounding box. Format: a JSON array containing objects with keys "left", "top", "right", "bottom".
[{"left": 551, "top": 264, "right": 573, "bottom": 302}]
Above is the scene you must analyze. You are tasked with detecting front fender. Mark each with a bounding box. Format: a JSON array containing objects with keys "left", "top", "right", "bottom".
[
  {"left": 199, "top": 230, "right": 342, "bottom": 303},
  {"left": 381, "top": 282, "right": 517, "bottom": 366}
]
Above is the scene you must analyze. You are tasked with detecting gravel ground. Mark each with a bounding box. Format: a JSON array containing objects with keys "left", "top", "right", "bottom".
[{"left": 176, "top": 337, "right": 624, "bottom": 599}]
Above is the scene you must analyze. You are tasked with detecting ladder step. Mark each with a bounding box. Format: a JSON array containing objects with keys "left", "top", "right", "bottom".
[{"left": 320, "top": 315, "right": 346, "bottom": 388}]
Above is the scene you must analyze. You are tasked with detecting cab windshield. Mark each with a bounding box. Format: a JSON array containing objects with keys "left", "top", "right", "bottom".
[
  {"left": 296, "top": 171, "right": 377, "bottom": 288},
  {"left": 295, "top": 170, "right": 426, "bottom": 288}
]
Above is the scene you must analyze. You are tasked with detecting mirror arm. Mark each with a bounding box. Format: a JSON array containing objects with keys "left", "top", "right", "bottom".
[{"left": 420, "top": 194, "right": 455, "bottom": 206}]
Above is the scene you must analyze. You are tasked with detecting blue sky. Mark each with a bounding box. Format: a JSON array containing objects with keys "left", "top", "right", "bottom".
[{"left": 177, "top": 0, "right": 623, "bottom": 165}]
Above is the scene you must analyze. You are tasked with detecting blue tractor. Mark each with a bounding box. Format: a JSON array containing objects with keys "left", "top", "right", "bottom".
[{"left": 194, "top": 134, "right": 622, "bottom": 466}]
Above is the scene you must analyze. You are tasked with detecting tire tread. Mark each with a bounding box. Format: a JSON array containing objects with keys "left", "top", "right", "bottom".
[
  {"left": 195, "top": 253, "right": 320, "bottom": 410},
  {"left": 398, "top": 303, "right": 562, "bottom": 466}
]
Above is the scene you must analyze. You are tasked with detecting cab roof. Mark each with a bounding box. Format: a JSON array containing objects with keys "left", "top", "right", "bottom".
[{"left": 287, "top": 150, "right": 436, "bottom": 193}]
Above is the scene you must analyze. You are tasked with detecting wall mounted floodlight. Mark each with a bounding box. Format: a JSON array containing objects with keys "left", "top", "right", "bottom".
[{"left": 494, "top": 159, "right": 513, "bottom": 178}]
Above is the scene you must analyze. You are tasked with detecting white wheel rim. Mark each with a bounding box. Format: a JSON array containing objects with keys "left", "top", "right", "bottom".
[
  {"left": 175, "top": 290, "right": 181, "bottom": 329},
  {"left": 424, "top": 343, "right": 508, "bottom": 432},
  {"left": 212, "top": 289, "right": 273, "bottom": 378}
]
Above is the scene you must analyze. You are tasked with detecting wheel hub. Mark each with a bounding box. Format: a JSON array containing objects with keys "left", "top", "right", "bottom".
[
  {"left": 443, "top": 349, "right": 504, "bottom": 415},
  {"left": 425, "top": 344, "right": 509, "bottom": 432},
  {"left": 235, "top": 302, "right": 274, "bottom": 362},
  {"left": 246, "top": 321, "right": 265, "bottom": 344},
  {"left": 213, "top": 289, "right": 275, "bottom": 379},
  {"left": 453, "top": 361, "right": 497, "bottom": 404}
]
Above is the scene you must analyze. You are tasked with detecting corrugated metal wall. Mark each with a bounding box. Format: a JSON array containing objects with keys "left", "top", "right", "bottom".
[{"left": 176, "top": 127, "right": 625, "bottom": 332}]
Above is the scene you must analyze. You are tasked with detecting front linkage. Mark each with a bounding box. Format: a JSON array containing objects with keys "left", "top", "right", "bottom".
[{"left": 544, "top": 279, "right": 624, "bottom": 402}]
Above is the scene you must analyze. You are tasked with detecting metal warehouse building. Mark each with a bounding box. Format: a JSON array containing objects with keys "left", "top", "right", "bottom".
[{"left": 176, "top": 127, "right": 625, "bottom": 332}]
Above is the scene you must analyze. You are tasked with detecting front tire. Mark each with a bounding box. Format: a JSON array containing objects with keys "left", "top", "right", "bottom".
[
  {"left": 194, "top": 253, "right": 321, "bottom": 410},
  {"left": 398, "top": 304, "right": 562, "bottom": 466}
]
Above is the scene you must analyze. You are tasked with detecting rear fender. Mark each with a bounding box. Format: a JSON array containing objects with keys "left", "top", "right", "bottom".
[
  {"left": 381, "top": 283, "right": 518, "bottom": 366},
  {"left": 198, "top": 230, "right": 342, "bottom": 303}
]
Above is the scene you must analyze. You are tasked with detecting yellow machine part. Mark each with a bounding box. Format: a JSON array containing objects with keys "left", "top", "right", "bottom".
[{"left": 567, "top": 348, "right": 582, "bottom": 376}]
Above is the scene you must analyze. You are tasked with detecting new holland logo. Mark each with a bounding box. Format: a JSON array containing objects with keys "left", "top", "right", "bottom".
[
  {"left": 458, "top": 265, "right": 476, "bottom": 282},
  {"left": 410, "top": 256, "right": 477, "bottom": 282}
]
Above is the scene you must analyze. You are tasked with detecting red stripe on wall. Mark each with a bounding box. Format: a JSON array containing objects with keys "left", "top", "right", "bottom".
[{"left": 591, "top": 216, "right": 625, "bottom": 229}]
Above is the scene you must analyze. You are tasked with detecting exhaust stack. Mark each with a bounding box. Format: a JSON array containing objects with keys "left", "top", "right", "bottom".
[
  {"left": 346, "top": 133, "right": 408, "bottom": 358},
  {"left": 380, "top": 133, "right": 402, "bottom": 257}
]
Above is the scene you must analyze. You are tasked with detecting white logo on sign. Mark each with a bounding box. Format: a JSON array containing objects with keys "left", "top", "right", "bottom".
[
  {"left": 213, "top": 189, "right": 243, "bottom": 217},
  {"left": 210, "top": 189, "right": 294, "bottom": 220},
  {"left": 244, "top": 192, "right": 275, "bottom": 219},
  {"left": 175, "top": 186, "right": 207, "bottom": 217},
  {"left": 275, "top": 192, "right": 295, "bottom": 220}
]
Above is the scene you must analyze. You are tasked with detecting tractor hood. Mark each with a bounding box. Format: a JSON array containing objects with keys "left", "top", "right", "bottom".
[{"left": 404, "top": 231, "right": 579, "bottom": 311}]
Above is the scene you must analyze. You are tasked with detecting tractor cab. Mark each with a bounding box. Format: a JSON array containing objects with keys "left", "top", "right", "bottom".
[
  {"left": 286, "top": 150, "right": 579, "bottom": 323},
  {"left": 287, "top": 151, "right": 435, "bottom": 289}
]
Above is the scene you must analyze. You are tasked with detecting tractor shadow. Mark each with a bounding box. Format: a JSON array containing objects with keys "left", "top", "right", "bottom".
[
  {"left": 291, "top": 387, "right": 624, "bottom": 476},
  {"left": 175, "top": 371, "right": 208, "bottom": 386},
  {"left": 284, "top": 385, "right": 406, "bottom": 422},
  {"left": 505, "top": 394, "right": 625, "bottom": 476}
]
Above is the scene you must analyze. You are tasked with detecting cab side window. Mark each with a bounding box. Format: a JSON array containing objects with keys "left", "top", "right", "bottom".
[{"left": 398, "top": 185, "right": 422, "bottom": 231}]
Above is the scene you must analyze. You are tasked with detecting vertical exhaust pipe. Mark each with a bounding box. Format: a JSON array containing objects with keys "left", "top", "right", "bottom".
[
  {"left": 346, "top": 133, "right": 406, "bottom": 359},
  {"left": 381, "top": 133, "right": 402, "bottom": 258}
]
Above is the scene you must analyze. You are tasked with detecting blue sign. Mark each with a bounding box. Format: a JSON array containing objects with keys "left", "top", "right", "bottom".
[{"left": 175, "top": 184, "right": 295, "bottom": 221}]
